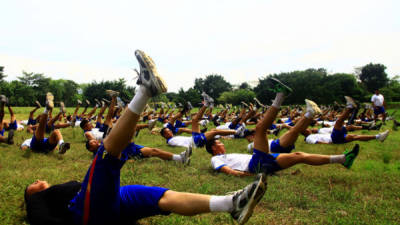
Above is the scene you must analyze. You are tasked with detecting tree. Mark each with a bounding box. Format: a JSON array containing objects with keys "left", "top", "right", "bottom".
[
  {"left": 358, "top": 63, "right": 389, "bottom": 92},
  {"left": 0, "top": 66, "right": 6, "bottom": 81},
  {"left": 218, "top": 89, "right": 256, "bottom": 105},
  {"left": 194, "top": 74, "right": 232, "bottom": 102},
  {"left": 238, "top": 82, "right": 251, "bottom": 90}
]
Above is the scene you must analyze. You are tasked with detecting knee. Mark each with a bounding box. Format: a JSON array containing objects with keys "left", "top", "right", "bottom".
[{"left": 293, "top": 152, "right": 306, "bottom": 160}]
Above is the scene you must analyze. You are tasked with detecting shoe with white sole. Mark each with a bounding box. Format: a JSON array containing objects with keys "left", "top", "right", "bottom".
[{"left": 135, "top": 50, "right": 167, "bottom": 97}]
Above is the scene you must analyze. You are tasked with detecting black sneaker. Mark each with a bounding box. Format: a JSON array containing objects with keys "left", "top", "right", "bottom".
[
  {"left": 58, "top": 142, "right": 70, "bottom": 154},
  {"left": 7, "top": 129, "right": 14, "bottom": 145},
  {"left": 230, "top": 173, "right": 267, "bottom": 225},
  {"left": 135, "top": 50, "right": 167, "bottom": 97}
]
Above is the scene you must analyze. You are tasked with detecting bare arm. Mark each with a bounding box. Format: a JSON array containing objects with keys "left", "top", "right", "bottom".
[{"left": 219, "top": 166, "right": 253, "bottom": 177}]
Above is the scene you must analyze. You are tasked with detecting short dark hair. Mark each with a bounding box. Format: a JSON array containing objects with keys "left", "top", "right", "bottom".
[
  {"left": 205, "top": 138, "right": 217, "bottom": 155},
  {"left": 24, "top": 185, "right": 30, "bottom": 204},
  {"left": 85, "top": 140, "right": 91, "bottom": 151},
  {"left": 160, "top": 127, "right": 167, "bottom": 137},
  {"left": 80, "top": 119, "right": 89, "bottom": 129},
  {"left": 243, "top": 129, "right": 255, "bottom": 138}
]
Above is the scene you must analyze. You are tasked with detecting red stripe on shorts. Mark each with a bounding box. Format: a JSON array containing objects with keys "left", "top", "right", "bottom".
[{"left": 83, "top": 154, "right": 98, "bottom": 225}]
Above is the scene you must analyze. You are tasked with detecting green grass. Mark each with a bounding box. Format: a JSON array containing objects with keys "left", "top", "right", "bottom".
[{"left": 1, "top": 107, "right": 400, "bottom": 224}]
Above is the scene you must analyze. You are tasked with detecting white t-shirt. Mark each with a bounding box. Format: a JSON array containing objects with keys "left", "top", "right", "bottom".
[
  {"left": 85, "top": 128, "right": 104, "bottom": 141},
  {"left": 216, "top": 122, "right": 231, "bottom": 130},
  {"left": 318, "top": 127, "right": 334, "bottom": 134},
  {"left": 211, "top": 154, "right": 252, "bottom": 172},
  {"left": 305, "top": 134, "right": 332, "bottom": 144},
  {"left": 371, "top": 94, "right": 384, "bottom": 107},
  {"left": 21, "top": 138, "right": 32, "bottom": 148},
  {"left": 167, "top": 136, "right": 193, "bottom": 148}
]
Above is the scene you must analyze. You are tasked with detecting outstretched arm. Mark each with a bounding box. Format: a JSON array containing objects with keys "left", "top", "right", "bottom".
[{"left": 219, "top": 166, "right": 253, "bottom": 177}]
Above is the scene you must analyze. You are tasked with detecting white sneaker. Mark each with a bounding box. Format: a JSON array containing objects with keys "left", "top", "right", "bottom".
[
  {"left": 201, "top": 92, "right": 214, "bottom": 107},
  {"left": 135, "top": 50, "right": 167, "bottom": 97},
  {"left": 46, "top": 92, "right": 54, "bottom": 110},
  {"left": 180, "top": 145, "right": 192, "bottom": 166},
  {"left": 230, "top": 173, "right": 267, "bottom": 225},
  {"left": 305, "top": 99, "right": 321, "bottom": 116},
  {"left": 377, "top": 130, "right": 389, "bottom": 142},
  {"left": 148, "top": 119, "right": 156, "bottom": 130},
  {"left": 59, "top": 102, "right": 66, "bottom": 114},
  {"left": 344, "top": 96, "right": 357, "bottom": 109}
]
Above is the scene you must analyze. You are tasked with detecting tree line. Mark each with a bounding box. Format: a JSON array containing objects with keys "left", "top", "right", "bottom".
[{"left": 0, "top": 63, "right": 399, "bottom": 107}]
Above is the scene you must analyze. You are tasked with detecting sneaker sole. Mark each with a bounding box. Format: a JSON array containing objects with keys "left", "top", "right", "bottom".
[
  {"left": 46, "top": 92, "right": 54, "bottom": 109},
  {"left": 344, "top": 144, "right": 359, "bottom": 169},
  {"left": 305, "top": 99, "right": 321, "bottom": 115},
  {"left": 184, "top": 147, "right": 192, "bottom": 166},
  {"left": 237, "top": 174, "right": 267, "bottom": 225},
  {"left": 269, "top": 77, "right": 293, "bottom": 94},
  {"left": 344, "top": 96, "right": 357, "bottom": 108},
  {"left": 135, "top": 50, "right": 167, "bottom": 96},
  {"left": 35, "top": 101, "right": 41, "bottom": 108}
]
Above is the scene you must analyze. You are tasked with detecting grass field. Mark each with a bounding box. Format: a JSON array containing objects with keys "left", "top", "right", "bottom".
[{"left": 1, "top": 107, "right": 400, "bottom": 224}]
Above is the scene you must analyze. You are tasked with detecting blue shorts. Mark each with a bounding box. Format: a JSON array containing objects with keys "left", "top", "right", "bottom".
[
  {"left": 175, "top": 120, "right": 186, "bottom": 128},
  {"left": 331, "top": 127, "right": 348, "bottom": 144},
  {"left": 284, "top": 118, "right": 294, "bottom": 126},
  {"left": 69, "top": 145, "right": 128, "bottom": 224},
  {"left": 167, "top": 123, "right": 179, "bottom": 134},
  {"left": 248, "top": 149, "right": 281, "bottom": 174},
  {"left": 125, "top": 143, "right": 145, "bottom": 159},
  {"left": 192, "top": 132, "right": 207, "bottom": 147},
  {"left": 96, "top": 122, "right": 108, "bottom": 133},
  {"left": 120, "top": 185, "right": 170, "bottom": 221},
  {"left": 269, "top": 124, "right": 277, "bottom": 130},
  {"left": 69, "top": 145, "right": 170, "bottom": 224},
  {"left": 27, "top": 118, "right": 37, "bottom": 125},
  {"left": 374, "top": 106, "right": 385, "bottom": 115},
  {"left": 228, "top": 123, "right": 240, "bottom": 130},
  {"left": 29, "top": 134, "right": 57, "bottom": 153},
  {"left": 0, "top": 128, "right": 4, "bottom": 136},
  {"left": 270, "top": 139, "right": 295, "bottom": 153},
  {"left": 7, "top": 120, "right": 17, "bottom": 130}
]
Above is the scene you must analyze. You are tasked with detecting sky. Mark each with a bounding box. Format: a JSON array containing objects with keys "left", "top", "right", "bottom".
[{"left": 1, "top": 0, "right": 399, "bottom": 92}]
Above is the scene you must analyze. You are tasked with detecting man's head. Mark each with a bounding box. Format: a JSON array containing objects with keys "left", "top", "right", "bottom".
[
  {"left": 85, "top": 139, "right": 100, "bottom": 153},
  {"left": 24, "top": 180, "right": 50, "bottom": 202},
  {"left": 160, "top": 127, "right": 173, "bottom": 139},
  {"left": 79, "top": 119, "right": 92, "bottom": 131},
  {"left": 243, "top": 129, "right": 255, "bottom": 143},
  {"left": 375, "top": 89, "right": 380, "bottom": 95},
  {"left": 206, "top": 138, "right": 226, "bottom": 155},
  {"left": 302, "top": 128, "right": 312, "bottom": 137}
]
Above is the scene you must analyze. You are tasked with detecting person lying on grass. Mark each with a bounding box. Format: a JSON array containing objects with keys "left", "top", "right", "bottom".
[
  {"left": 24, "top": 50, "right": 266, "bottom": 225},
  {"left": 205, "top": 78, "right": 359, "bottom": 177}
]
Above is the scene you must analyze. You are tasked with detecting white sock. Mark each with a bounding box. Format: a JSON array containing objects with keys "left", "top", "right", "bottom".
[
  {"left": 128, "top": 86, "right": 150, "bottom": 115},
  {"left": 271, "top": 93, "right": 285, "bottom": 109},
  {"left": 209, "top": 195, "right": 234, "bottom": 212},
  {"left": 43, "top": 108, "right": 47, "bottom": 114},
  {"left": 330, "top": 155, "right": 345, "bottom": 164},
  {"left": 172, "top": 154, "right": 182, "bottom": 162},
  {"left": 375, "top": 134, "right": 380, "bottom": 139},
  {"left": 304, "top": 111, "right": 313, "bottom": 119},
  {"left": 58, "top": 140, "right": 64, "bottom": 146}
]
